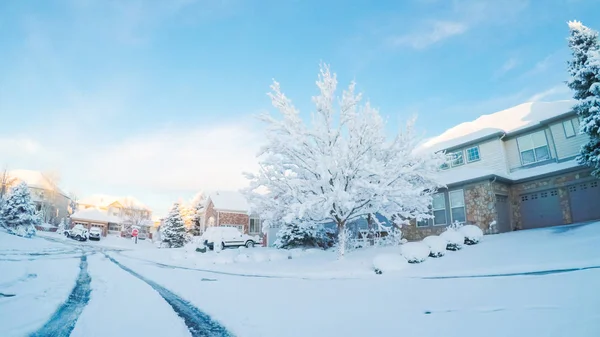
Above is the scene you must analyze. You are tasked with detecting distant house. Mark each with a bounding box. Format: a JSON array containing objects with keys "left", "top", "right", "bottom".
[
  {"left": 70, "top": 208, "right": 123, "bottom": 237},
  {"left": 78, "top": 194, "right": 152, "bottom": 235},
  {"left": 203, "top": 191, "right": 262, "bottom": 237},
  {"left": 6, "top": 170, "right": 71, "bottom": 225},
  {"left": 404, "top": 100, "right": 600, "bottom": 240}
]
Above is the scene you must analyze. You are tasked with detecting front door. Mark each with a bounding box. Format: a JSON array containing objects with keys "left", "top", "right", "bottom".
[{"left": 495, "top": 195, "right": 511, "bottom": 233}]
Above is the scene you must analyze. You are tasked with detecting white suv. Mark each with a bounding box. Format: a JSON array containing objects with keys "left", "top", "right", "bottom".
[
  {"left": 65, "top": 224, "right": 89, "bottom": 241},
  {"left": 201, "top": 227, "right": 259, "bottom": 250},
  {"left": 88, "top": 227, "right": 102, "bottom": 241}
]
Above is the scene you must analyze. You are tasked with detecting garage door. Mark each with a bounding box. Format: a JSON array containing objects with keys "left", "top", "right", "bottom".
[
  {"left": 520, "top": 189, "right": 563, "bottom": 229},
  {"left": 568, "top": 181, "right": 600, "bottom": 223}
]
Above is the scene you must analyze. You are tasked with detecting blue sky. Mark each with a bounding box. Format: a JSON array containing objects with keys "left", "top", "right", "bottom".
[{"left": 1, "top": 0, "right": 599, "bottom": 216}]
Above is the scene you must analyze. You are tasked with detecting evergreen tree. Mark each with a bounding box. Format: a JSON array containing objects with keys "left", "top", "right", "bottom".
[
  {"left": 275, "top": 221, "right": 334, "bottom": 249},
  {"left": 57, "top": 218, "right": 67, "bottom": 234},
  {"left": 160, "top": 203, "right": 187, "bottom": 248},
  {"left": 567, "top": 20, "right": 600, "bottom": 177},
  {"left": 0, "top": 182, "right": 40, "bottom": 238}
]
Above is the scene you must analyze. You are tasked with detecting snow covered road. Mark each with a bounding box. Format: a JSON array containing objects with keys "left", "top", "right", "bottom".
[{"left": 2, "top": 224, "right": 600, "bottom": 337}]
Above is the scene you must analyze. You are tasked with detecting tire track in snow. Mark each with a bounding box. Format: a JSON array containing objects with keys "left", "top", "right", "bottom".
[
  {"left": 30, "top": 254, "right": 92, "bottom": 337},
  {"left": 417, "top": 265, "right": 600, "bottom": 279},
  {"left": 105, "top": 254, "right": 234, "bottom": 337}
]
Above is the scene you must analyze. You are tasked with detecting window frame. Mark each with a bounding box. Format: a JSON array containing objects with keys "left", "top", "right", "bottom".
[
  {"left": 449, "top": 189, "right": 466, "bottom": 224},
  {"left": 465, "top": 146, "right": 481, "bottom": 163},
  {"left": 432, "top": 192, "right": 448, "bottom": 226},
  {"left": 249, "top": 217, "right": 261, "bottom": 234},
  {"left": 517, "top": 131, "right": 551, "bottom": 166},
  {"left": 449, "top": 150, "right": 465, "bottom": 167},
  {"left": 563, "top": 119, "right": 576, "bottom": 138}
]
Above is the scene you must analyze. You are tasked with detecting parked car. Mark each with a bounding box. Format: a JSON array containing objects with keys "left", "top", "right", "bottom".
[
  {"left": 201, "top": 227, "right": 259, "bottom": 250},
  {"left": 65, "top": 224, "right": 88, "bottom": 241},
  {"left": 88, "top": 227, "right": 102, "bottom": 241}
]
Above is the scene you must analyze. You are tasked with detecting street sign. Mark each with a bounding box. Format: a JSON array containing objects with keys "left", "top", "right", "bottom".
[{"left": 132, "top": 228, "right": 139, "bottom": 237}]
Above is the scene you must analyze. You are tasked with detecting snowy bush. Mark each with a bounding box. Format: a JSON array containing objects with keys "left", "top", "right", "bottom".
[
  {"left": 275, "top": 221, "right": 335, "bottom": 249},
  {"left": 268, "top": 251, "right": 287, "bottom": 262},
  {"left": 459, "top": 225, "right": 484, "bottom": 245},
  {"left": 400, "top": 242, "right": 430, "bottom": 263},
  {"left": 373, "top": 253, "right": 408, "bottom": 274},
  {"left": 422, "top": 235, "right": 446, "bottom": 258},
  {"left": 440, "top": 229, "right": 464, "bottom": 251},
  {"left": 0, "top": 182, "right": 40, "bottom": 238},
  {"left": 234, "top": 253, "right": 251, "bottom": 263}
]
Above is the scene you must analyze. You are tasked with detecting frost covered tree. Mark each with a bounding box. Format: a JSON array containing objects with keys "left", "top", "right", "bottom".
[
  {"left": 567, "top": 20, "right": 600, "bottom": 177},
  {"left": 275, "top": 221, "right": 334, "bottom": 249},
  {"left": 160, "top": 203, "right": 187, "bottom": 248},
  {"left": 189, "top": 192, "right": 206, "bottom": 236},
  {"left": 178, "top": 202, "right": 194, "bottom": 233},
  {"left": 57, "top": 218, "right": 67, "bottom": 234},
  {"left": 0, "top": 182, "right": 40, "bottom": 237},
  {"left": 244, "top": 64, "right": 445, "bottom": 258}
]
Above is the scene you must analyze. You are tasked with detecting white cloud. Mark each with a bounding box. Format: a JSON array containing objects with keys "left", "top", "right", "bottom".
[
  {"left": 389, "top": 21, "right": 468, "bottom": 49},
  {"left": 493, "top": 57, "right": 520, "bottom": 79},
  {"left": 527, "top": 85, "right": 571, "bottom": 102}
]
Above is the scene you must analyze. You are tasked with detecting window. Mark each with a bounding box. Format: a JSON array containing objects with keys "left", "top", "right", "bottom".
[
  {"left": 449, "top": 190, "right": 466, "bottom": 224},
  {"left": 249, "top": 218, "right": 261, "bottom": 233},
  {"left": 449, "top": 150, "right": 464, "bottom": 167},
  {"left": 517, "top": 131, "right": 550, "bottom": 165},
  {"left": 563, "top": 119, "right": 576, "bottom": 138},
  {"left": 439, "top": 162, "right": 450, "bottom": 170},
  {"left": 466, "top": 146, "right": 480, "bottom": 162},
  {"left": 432, "top": 193, "right": 447, "bottom": 226}
]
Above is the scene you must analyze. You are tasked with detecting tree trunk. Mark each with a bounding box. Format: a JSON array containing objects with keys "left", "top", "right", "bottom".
[
  {"left": 367, "top": 213, "right": 375, "bottom": 246},
  {"left": 337, "top": 220, "right": 346, "bottom": 259}
]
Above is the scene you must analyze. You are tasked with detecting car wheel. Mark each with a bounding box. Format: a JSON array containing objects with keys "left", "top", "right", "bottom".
[
  {"left": 245, "top": 240, "right": 254, "bottom": 248},
  {"left": 75, "top": 235, "right": 81, "bottom": 241}
]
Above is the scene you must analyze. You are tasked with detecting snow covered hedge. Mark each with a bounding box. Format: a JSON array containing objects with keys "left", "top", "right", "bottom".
[
  {"left": 400, "top": 242, "right": 430, "bottom": 263},
  {"left": 422, "top": 235, "right": 446, "bottom": 257},
  {"left": 440, "top": 229, "right": 463, "bottom": 251},
  {"left": 459, "top": 225, "right": 484, "bottom": 245},
  {"left": 373, "top": 253, "right": 408, "bottom": 274}
]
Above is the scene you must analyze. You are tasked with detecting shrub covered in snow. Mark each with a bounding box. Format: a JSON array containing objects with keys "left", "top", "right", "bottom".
[
  {"left": 0, "top": 182, "right": 40, "bottom": 238},
  {"left": 400, "top": 242, "right": 430, "bottom": 263},
  {"left": 440, "top": 229, "right": 464, "bottom": 251},
  {"left": 459, "top": 225, "right": 484, "bottom": 245},
  {"left": 372, "top": 253, "right": 408, "bottom": 274},
  {"left": 422, "top": 235, "right": 446, "bottom": 257}
]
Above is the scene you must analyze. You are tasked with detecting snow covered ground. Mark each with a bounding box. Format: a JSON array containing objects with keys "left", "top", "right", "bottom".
[{"left": 2, "top": 222, "right": 600, "bottom": 336}]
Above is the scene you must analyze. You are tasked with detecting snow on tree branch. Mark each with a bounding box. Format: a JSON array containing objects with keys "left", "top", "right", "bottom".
[{"left": 243, "top": 64, "right": 446, "bottom": 258}]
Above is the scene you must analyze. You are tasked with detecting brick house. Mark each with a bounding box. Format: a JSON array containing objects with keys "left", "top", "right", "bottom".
[
  {"left": 203, "top": 191, "right": 262, "bottom": 237},
  {"left": 403, "top": 100, "right": 600, "bottom": 241}
]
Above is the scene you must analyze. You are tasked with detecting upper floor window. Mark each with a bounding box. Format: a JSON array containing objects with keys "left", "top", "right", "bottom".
[
  {"left": 466, "top": 146, "right": 480, "bottom": 162},
  {"left": 517, "top": 131, "right": 550, "bottom": 165},
  {"left": 449, "top": 150, "right": 464, "bottom": 167},
  {"left": 563, "top": 119, "right": 576, "bottom": 138}
]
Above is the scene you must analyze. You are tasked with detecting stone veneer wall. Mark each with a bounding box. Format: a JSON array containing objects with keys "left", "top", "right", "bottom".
[
  {"left": 401, "top": 223, "right": 446, "bottom": 241},
  {"left": 464, "top": 181, "right": 497, "bottom": 233},
  {"left": 509, "top": 168, "right": 593, "bottom": 230}
]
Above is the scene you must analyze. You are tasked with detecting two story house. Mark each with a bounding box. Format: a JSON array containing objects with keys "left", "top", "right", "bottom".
[
  {"left": 404, "top": 100, "right": 600, "bottom": 241},
  {"left": 203, "top": 191, "right": 262, "bottom": 237},
  {"left": 77, "top": 195, "right": 153, "bottom": 236}
]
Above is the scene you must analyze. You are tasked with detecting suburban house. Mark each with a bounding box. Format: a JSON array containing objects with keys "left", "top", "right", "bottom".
[
  {"left": 77, "top": 195, "right": 153, "bottom": 236},
  {"left": 203, "top": 191, "right": 262, "bottom": 237},
  {"left": 403, "top": 100, "right": 600, "bottom": 241},
  {"left": 70, "top": 208, "right": 123, "bottom": 237},
  {"left": 5, "top": 170, "right": 71, "bottom": 225}
]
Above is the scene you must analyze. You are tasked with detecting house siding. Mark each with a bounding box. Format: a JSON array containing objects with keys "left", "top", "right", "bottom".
[
  {"left": 444, "top": 138, "right": 509, "bottom": 176},
  {"left": 504, "top": 138, "right": 522, "bottom": 171},
  {"left": 218, "top": 212, "right": 250, "bottom": 233},
  {"left": 549, "top": 117, "right": 589, "bottom": 160}
]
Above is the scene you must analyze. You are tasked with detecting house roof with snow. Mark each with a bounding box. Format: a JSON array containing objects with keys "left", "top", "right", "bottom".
[
  {"left": 415, "top": 100, "right": 576, "bottom": 153},
  {"left": 70, "top": 208, "right": 123, "bottom": 223},
  {"left": 9, "top": 170, "right": 69, "bottom": 197},
  {"left": 207, "top": 191, "right": 249, "bottom": 213},
  {"left": 78, "top": 194, "right": 151, "bottom": 211}
]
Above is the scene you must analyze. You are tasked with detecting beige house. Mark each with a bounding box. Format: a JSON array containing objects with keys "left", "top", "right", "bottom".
[
  {"left": 6, "top": 170, "right": 71, "bottom": 225},
  {"left": 70, "top": 208, "right": 122, "bottom": 237},
  {"left": 78, "top": 194, "right": 152, "bottom": 235},
  {"left": 405, "top": 100, "right": 600, "bottom": 240}
]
